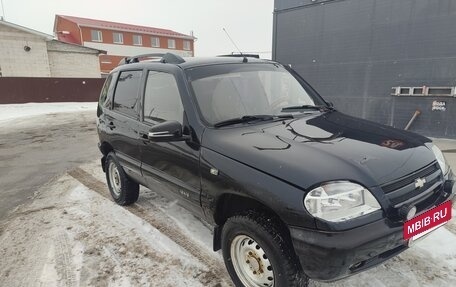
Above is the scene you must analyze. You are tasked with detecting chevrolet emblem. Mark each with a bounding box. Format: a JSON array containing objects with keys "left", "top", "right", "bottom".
[{"left": 414, "top": 178, "right": 426, "bottom": 189}]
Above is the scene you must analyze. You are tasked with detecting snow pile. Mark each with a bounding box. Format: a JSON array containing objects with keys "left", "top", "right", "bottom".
[
  {"left": 0, "top": 174, "right": 223, "bottom": 287},
  {"left": 0, "top": 102, "right": 97, "bottom": 123}
]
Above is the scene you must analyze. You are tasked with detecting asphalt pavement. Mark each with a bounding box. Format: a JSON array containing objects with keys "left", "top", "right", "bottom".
[{"left": 0, "top": 111, "right": 100, "bottom": 221}]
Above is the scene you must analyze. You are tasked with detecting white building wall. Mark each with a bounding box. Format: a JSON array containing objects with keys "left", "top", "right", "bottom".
[
  {"left": 0, "top": 25, "right": 51, "bottom": 77},
  {"left": 83, "top": 41, "right": 193, "bottom": 57},
  {"left": 47, "top": 41, "right": 101, "bottom": 78}
]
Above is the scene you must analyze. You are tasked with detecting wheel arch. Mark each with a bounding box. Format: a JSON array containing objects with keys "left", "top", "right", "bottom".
[
  {"left": 212, "top": 193, "right": 292, "bottom": 251},
  {"left": 99, "top": 141, "right": 114, "bottom": 156},
  {"left": 99, "top": 141, "right": 114, "bottom": 172}
]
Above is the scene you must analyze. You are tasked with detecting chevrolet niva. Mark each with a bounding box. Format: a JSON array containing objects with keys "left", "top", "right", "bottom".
[{"left": 97, "top": 53, "right": 455, "bottom": 287}]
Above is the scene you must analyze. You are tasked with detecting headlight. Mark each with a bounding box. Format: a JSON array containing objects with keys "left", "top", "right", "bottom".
[
  {"left": 430, "top": 144, "right": 448, "bottom": 175},
  {"left": 304, "top": 181, "right": 381, "bottom": 222}
]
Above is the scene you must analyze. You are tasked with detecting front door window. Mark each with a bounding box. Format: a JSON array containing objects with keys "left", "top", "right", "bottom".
[{"left": 143, "top": 71, "right": 184, "bottom": 124}]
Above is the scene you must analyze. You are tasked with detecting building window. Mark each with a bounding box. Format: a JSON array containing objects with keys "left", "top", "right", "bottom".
[
  {"left": 113, "top": 32, "right": 123, "bottom": 44},
  {"left": 183, "top": 40, "right": 191, "bottom": 50},
  {"left": 168, "top": 39, "right": 176, "bottom": 49},
  {"left": 133, "top": 35, "right": 143, "bottom": 46},
  {"left": 91, "top": 30, "right": 102, "bottom": 42},
  {"left": 151, "top": 37, "right": 160, "bottom": 47}
]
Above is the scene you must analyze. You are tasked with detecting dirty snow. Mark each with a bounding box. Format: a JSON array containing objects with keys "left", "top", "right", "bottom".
[
  {"left": 0, "top": 102, "right": 97, "bottom": 123},
  {"left": 1, "top": 159, "right": 455, "bottom": 287},
  {"left": 0, "top": 174, "right": 221, "bottom": 287}
]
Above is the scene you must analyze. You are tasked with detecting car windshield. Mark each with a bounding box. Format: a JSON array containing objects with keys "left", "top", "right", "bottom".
[{"left": 187, "top": 63, "right": 326, "bottom": 126}]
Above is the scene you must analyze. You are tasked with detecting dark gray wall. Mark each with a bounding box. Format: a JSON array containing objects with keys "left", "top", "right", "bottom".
[{"left": 273, "top": 0, "right": 456, "bottom": 138}]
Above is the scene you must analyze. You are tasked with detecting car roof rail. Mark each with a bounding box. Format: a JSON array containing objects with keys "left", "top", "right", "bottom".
[
  {"left": 217, "top": 53, "right": 260, "bottom": 59},
  {"left": 118, "top": 53, "right": 186, "bottom": 65}
]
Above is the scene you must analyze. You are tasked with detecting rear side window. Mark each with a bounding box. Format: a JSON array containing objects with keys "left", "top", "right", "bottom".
[
  {"left": 99, "top": 72, "right": 118, "bottom": 108},
  {"left": 143, "top": 71, "right": 184, "bottom": 124},
  {"left": 113, "top": 70, "right": 142, "bottom": 118}
]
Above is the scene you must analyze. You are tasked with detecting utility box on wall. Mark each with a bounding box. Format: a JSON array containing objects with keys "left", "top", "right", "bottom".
[{"left": 273, "top": 0, "right": 456, "bottom": 138}]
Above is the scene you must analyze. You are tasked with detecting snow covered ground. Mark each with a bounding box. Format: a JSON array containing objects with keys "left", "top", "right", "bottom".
[
  {"left": 0, "top": 159, "right": 455, "bottom": 287},
  {"left": 0, "top": 103, "right": 455, "bottom": 286},
  {"left": 0, "top": 161, "right": 231, "bottom": 287},
  {"left": 0, "top": 102, "right": 97, "bottom": 123}
]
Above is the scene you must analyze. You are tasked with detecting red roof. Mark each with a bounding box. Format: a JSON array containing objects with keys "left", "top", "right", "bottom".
[
  {"left": 57, "top": 33, "right": 80, "bottom": 45},
  {"left": 57, "top": 15, "right": 195, "bottom": 40}
]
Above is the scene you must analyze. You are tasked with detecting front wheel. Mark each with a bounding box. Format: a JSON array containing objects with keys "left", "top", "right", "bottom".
[{"left": 222, "top": 211, "right": 308, "bottom": 287}]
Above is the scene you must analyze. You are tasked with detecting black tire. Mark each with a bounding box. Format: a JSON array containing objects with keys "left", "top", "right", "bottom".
[
  {"left": 105, "top": 152, "right": 139, "bottom": 205},
  {"left": 222, "top": 211, "right": 308, "bottom": 287}
]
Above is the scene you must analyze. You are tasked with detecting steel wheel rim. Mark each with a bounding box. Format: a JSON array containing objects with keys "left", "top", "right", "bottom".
[
  {"left": 230, "top": 235, "right": 275, "bottom": 287},
  {"left": 108, "top": 161, "right": 121, "bottom": 197}
]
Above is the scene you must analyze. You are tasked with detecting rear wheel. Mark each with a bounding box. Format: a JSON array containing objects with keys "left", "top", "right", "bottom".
[
  {"left": 105, "top": 152, "right": 139, "bottom": 205},
  {"left": 222, "top": 211, "right": 308, "bottom": 287}
]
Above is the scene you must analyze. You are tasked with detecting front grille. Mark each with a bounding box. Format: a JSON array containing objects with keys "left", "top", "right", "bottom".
[
  {"left": 381, "top": 162, "right": 443, "bottom": 208},
  {"left": 382, "top": 163, "right": 438, "bottom": 193}
]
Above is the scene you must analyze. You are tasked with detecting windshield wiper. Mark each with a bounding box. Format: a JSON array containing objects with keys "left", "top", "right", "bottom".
[
  {"left": 281, "top": 105, "right": 335, "bottom": 112},
  {"left": 213, "top": 114, "right": 293, "bottom": 128}
]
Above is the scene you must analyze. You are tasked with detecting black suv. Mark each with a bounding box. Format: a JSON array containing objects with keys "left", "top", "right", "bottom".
[{"left": 97, "top": 53, "right": 455, "bottom": 287}]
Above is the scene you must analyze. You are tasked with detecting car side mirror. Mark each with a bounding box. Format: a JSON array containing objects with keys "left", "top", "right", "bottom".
[
  {"left": 148, "top": 121, "right": 187, "bottom": 142},
  {"left": 326, "top": 101, "right": 334, "bottom": 108}
]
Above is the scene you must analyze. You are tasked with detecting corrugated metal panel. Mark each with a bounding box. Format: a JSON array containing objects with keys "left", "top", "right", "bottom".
[
  {"left": 274, "top": 0, "right": 456, "bottom": 138},
  {"left": 274, "top": 0, "right": 346, "bottom": 11},
  {"left": 0, "top": 77, "right": 104, "bottom": 104}
]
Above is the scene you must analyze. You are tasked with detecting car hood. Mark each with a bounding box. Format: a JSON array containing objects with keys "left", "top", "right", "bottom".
[{"left": 203, "top": 111, "right": 435, "bottom": 189}]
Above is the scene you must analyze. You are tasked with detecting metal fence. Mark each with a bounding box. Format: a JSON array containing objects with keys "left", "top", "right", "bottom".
[{"left": 0, "top": 77, "right": 105, "bottom": 104}]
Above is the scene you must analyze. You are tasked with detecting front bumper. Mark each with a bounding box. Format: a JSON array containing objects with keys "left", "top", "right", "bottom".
[
  {"left": 291, "top": 170, "right": 455, "bottom": 281},
  {"left": 290, "top": 218, "right": 406, "bottom": 281}
]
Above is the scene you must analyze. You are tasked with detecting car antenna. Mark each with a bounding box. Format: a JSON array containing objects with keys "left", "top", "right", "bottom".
[{"left": 222, "top": 28, "right": 248, "bottom": 63}]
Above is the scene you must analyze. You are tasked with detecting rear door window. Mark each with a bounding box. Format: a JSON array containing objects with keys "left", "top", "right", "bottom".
[{"left": 113, "top": 70, "right": 142, "bottom": 118}]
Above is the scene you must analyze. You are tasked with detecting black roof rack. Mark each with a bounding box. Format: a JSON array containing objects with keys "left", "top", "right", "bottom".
[
  {"left": 118, "top": 53, "right": 185, "bottom": 66},
  {"left": 217, "top": 53, "right": 260, "bottom": 59}
]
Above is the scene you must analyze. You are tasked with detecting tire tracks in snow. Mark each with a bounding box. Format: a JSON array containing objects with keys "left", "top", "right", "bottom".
[
  {"left": 68, "top": 167, "right": 233, "bottom": 286},
  {"left": 54, "top": 232, "right": 78, "bottom": 287}
]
